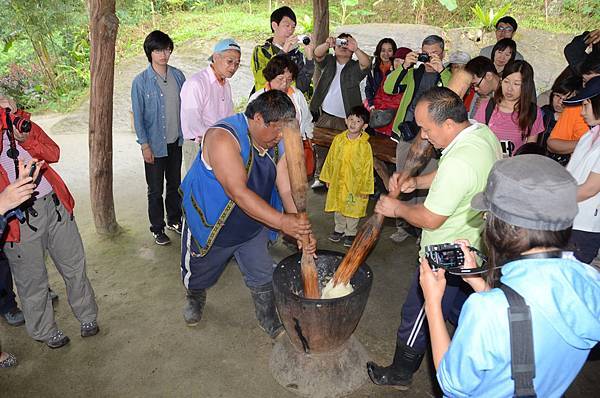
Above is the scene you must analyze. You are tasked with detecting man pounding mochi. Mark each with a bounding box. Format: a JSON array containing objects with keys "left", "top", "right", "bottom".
[{"left": 179, "top": 90, "right": 316, "bottom": 338}]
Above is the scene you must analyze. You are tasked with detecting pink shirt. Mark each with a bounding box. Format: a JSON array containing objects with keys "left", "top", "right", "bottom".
[
  {"left": 474, "top": 98, "right": 545, "bottom": 156},
  {"left": 180, "top": 66, "right": 234, "bottom": 141}
]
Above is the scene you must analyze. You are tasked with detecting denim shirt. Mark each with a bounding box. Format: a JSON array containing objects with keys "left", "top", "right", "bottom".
[{"left": 131, "top": 64, "right": 186, "bottom": 157}]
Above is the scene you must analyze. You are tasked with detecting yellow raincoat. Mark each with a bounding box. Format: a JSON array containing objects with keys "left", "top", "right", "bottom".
[{"left": 320, "top": 131, "right": 374, "bottom": 218}]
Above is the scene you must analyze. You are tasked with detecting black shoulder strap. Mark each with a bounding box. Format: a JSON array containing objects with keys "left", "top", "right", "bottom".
[
  {"left": 485, "top": 97, "right": 495, "bottom": 125},
  {"left": 499, "top": 284, "right": 537, "bottom": 398}
]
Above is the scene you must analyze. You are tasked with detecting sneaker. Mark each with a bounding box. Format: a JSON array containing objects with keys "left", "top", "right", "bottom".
[
  {"left": 2, "top": 308, "right": 25, "bottom": 327},
  {"left": 328, "top": 231, "right": 344, "bottom": 243},
  {"left": 183, "top": 289, "right": 207, "bottom": 326},
  {"left": 343, "top": 235, "right": 356, "bottom": 247},
  {"left": 311, "top": 179, "right": 325, "bottom": 189},
  {"left": 81, "top": 321, "right": 99, "bottom": 337},
  {"left": 390, "top": 228, "right": 411, "bottom": 243},
  {"left": 46, "top": 330, "right": 70, "bottom": 349},
  {"left": 166, "top": 222, "right": 182, "bottom": 235},
  {"left": 153, "top": 231, "right": 171, "bottom": 245},
  {"left": 0, "top": 352, "right": 17, "bottom": 368}
]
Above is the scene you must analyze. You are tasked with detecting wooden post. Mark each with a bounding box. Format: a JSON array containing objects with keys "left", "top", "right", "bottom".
[
  {"left": 312, "top": 0, "right": 329, "bottom": 84},
  {"left": 88, "top": 0, "right": 119, "bottom": 235}
]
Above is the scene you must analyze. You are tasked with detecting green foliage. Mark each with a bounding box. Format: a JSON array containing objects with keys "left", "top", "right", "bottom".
[
  {"left": 471, "top": 3, "right": 512, "bottom": 31},
  {"left": 331, "top": 0, "right": 375, "bottom": 25}
]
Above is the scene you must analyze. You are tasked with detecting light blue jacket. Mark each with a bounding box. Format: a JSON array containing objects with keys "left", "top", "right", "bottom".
[
  {"left": 438, "top": 256, "right": 600, "bottom": 397},
  {"left": 131, "top": 64, "right": 185, "bottom": 157}
]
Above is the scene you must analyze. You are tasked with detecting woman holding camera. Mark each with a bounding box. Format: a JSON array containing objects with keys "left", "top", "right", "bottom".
[{"left": 420, "top": 154, "right": 600, "bottom": 397}]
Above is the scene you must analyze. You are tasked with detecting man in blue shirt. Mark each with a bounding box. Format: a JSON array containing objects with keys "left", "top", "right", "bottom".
[{"left": 131, "top": 30, "right": 186, "bottom": 245}]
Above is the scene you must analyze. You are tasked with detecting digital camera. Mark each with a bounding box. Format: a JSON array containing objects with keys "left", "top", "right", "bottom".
[
  {"left": 417, "top": 53, "right": 430, "bottom": 63},
  {"left": 298, "top": 35, "right": 311, "bottom": 45},
  {"left": 425, "top": 243, "right": 465, "bottom": 270},
  {"left": 335, "top": 38, "right": 348, "bottom": 46}
]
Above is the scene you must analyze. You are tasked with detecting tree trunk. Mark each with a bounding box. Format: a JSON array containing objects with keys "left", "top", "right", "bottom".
[
  {"left": 88, "top": 0, "right": 119, "bottom": 235},
  {"left": 312, "top": 0, "right": 329, "bottom": 84}
]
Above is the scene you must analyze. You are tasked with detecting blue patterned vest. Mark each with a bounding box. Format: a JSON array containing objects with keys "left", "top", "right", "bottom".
[{"left": 180, "top": 113, "right": 283, "bottom": 256}]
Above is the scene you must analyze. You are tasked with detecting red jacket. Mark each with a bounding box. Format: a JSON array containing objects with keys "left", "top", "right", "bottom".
[{"left": 0, "top": 108, "right": 75, "bottom": 242}]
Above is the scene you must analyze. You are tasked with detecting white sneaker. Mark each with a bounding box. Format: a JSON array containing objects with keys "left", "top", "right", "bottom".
[
  {"left": 311, "top": 179, "right": 325, "bottom": 189},
  {"left": 389, "top": 228, "right": 410, "bottom": 243}
]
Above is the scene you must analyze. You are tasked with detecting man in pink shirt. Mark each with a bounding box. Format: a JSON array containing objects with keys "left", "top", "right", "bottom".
[{"left": 180, "top": 38, "right": 241, "bottom": 171}]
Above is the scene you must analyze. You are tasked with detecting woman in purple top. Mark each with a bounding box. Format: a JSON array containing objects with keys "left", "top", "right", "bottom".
[{"left": 475, "top": 60, "right": 545, "bottom": 156}]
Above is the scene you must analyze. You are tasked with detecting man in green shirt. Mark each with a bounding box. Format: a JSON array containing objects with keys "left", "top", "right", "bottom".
[{"left": 367, "top": 87, "right": 501, "bottom": 390}]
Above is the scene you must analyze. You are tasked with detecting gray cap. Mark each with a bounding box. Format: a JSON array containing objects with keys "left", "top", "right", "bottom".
[{"left": 471, "top": 155, "right": 578, "bottom": 231}]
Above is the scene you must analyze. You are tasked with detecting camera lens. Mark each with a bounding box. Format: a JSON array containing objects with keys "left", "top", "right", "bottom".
[
  {"left": 13, "top": 117, "right": 31, "bottom": 134},
  {"left": 302, "top": 36, "right": 311, "bottom": 45}
]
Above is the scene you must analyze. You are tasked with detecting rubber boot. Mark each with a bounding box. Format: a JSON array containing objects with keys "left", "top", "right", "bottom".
[
  {"left": 366, "top": 339, "right": 425, "bottom": 390},
  {"left": 183, "top": 288, "right": 206, "bottom": 326},
  {"left": 249, "top": 282, "right": 283, "bottom": 339}
]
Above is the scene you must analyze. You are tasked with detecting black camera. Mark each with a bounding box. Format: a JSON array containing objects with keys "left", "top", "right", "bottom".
[
  {"left": 417, "top": 53, "right": 430, "bottom": 63},
  {"left": 425, "top": 243, "right": 465, "bottom": 270},
  {"left": 298, "top": 35, "right": 311, "bottom": 45},
  {"left": 2, "top": 108, "right": 31, "bottom": 134}
]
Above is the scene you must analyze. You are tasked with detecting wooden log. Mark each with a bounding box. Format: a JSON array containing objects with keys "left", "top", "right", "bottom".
[
  {"left": 282, "top": 123, "right": 320, "bottom": 299},
  {"left": 332, "top": 136, "right": 434, "bottom": 286}
]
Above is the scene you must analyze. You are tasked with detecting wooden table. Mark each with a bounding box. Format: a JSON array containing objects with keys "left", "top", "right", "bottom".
[{"left": 312, "top": 127, "right": 397, "bottom": 190}]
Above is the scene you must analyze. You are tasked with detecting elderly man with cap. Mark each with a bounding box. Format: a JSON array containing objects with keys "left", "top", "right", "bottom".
[
  {"left": 180, "top": 38, "right": 241, "bottom": 172},
  {"left": 132, "top": 30, "right": 186, "bottom": 245},
  {"left": 420, "top": 154, "right": 600, "bottom": 397}
]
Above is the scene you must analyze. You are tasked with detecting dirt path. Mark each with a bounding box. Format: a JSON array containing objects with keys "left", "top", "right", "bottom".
[{"left": 0, "top": 24, "right": 597, "bottom": 398}]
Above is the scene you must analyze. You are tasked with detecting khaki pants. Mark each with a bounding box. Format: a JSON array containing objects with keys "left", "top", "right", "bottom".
[
  {"left": 4, "top": 193, "right": 97, "bottom": 341},
  {"left": 182, "top": 139, "right": 200, "bottom": 174},
  {"left": 334, "top": 212, "right": 360, "bottom": 237}
]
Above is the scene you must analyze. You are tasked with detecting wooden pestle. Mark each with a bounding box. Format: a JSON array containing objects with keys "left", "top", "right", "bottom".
[
  {"left": 281, "top": 124, "right": 320, "bottom": 299},
  {"left": 332, "top": 136, "right": 435, "bottom": 286}
]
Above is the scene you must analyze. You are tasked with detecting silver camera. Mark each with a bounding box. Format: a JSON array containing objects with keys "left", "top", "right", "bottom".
[
  {"left": 335, "top": 38, "right": 348, "bottom": 46},
  {"left": 298, "top": 35, "right": 311, "bottom": 45}
]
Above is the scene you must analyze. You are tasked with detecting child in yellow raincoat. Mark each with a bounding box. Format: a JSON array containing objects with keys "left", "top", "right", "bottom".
[{"left": 320, "top": 106, "right": 374, "bottom": 247}]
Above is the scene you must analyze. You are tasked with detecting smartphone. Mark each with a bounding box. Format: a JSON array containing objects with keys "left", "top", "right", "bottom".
[{"left": 28, "top": 162, "right": 37, "bottom": 178}]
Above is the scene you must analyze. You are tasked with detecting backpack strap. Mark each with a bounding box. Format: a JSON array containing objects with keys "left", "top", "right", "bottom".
[
  {"left": 485, "top": 97, "right": 496, "bottom": 125},
  {"left": 499, "top": 284, "right": 537, "bottom": 398}
]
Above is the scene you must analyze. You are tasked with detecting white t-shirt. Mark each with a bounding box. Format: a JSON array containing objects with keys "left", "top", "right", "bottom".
[
  {"left": 321, "top": 62, "right": 346, "bottom": 119},
  {"left": 566, "top": 125, "right": 600, "bottom": 232}
]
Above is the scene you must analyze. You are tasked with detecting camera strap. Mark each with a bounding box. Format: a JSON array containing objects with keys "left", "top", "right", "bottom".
[
  {"left": 499, "top": 283, "right": 537, "bottom": 398},
  {"left": 3, "top": 108, "right": 20, "bottom": 178}
]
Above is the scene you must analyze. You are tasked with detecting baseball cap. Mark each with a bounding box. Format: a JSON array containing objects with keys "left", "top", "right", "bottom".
[
  {"left": 208, "top": 38, "right": 241, "bottom": 61},
  {"left": 445, "top": 51, "right": 471, "bottom": 66},
  {"left": 471, "top": 155, "right": 578, "bottom": 231},
  {"left": 563, "top": 76, "right": 600, "bottom": 104}
]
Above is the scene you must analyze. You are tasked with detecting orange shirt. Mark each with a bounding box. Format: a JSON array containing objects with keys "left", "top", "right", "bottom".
[{"left": 549, "top": 105, "right": 589, "bottom": 141}]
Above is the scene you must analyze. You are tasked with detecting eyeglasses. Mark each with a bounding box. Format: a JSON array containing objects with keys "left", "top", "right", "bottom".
[
  {"left": 496, "top": 26, "right": 514, "bottom": 32},
  {"left": 472, "top": 75, "right": 485, "bottom": 89},
  {"left": 152, "top": 48, "right": 172, "bottom": 55}
]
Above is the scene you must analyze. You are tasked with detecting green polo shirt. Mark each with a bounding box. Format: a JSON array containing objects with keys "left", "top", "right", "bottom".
[{"left": 420, "top": 123, "right": 502, "bottom": 256}]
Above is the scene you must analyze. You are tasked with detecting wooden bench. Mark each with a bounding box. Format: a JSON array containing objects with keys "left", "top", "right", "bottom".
[{"left": 312, "top": 127, "right": 398, "bottom": 190}]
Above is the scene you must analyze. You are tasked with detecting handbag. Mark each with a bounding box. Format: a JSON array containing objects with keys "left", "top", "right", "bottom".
[{"left": 369, "top": 109, "right": 396, "bottom": 129}]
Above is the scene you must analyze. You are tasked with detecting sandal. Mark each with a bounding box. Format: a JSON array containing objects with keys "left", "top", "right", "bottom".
[{"left": 0, "top": 352, "right": 17, "bottom": 368}]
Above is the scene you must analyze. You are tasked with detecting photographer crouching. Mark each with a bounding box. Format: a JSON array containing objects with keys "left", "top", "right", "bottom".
[
  {"left": 420, "top": 155, "right": 600, "bottom": 396},
  {"left": 0, "top": 99, "right": 98, "bottom": 349}
]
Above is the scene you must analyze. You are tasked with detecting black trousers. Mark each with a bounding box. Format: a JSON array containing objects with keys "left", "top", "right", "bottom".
[
  {"left": 0, "top": 251, "right": 17, "bottom": 314},
  {"left": 144, "top": 142, "right": 182, "bottom": 233}
]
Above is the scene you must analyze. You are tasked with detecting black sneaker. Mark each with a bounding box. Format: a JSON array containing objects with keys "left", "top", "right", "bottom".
[
  {"left": 328, "top": 231, "right": 344, "bottom": 243},
  {"left": 166, "top": 222, "right": 182, "bottom": 234},
  {"left": 343, "top": 235, "right": 356, "bottom": 247},
  {"left": 153, "top": 231, "right": 171, "bottom": 245}
]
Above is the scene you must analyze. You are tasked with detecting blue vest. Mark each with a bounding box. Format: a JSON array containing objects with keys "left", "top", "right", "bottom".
[{"left": 180, "top": 113, "right": 284, "bottom": 256}]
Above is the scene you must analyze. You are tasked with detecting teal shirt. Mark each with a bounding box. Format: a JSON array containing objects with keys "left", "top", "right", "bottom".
[{"left": 420, "top": 123, "right": 502, "bottom": 256}]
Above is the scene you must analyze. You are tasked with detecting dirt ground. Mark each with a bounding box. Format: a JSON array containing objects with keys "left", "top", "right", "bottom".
[{"left": 0, "top": 24, "right": 598, "bottom": 397}]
